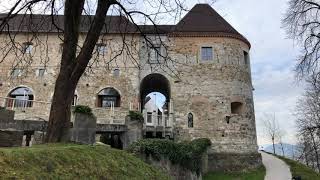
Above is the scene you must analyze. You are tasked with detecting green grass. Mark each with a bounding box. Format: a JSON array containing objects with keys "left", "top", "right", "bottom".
[
  {"left": 276, "top": 155, "right": 320, "bottom": 180},
  {"left": 0, "top": 143, "right": 169, "bottom": 180},
  {"left": 203, "top": 166, "right": 266, "bottom": 180}
]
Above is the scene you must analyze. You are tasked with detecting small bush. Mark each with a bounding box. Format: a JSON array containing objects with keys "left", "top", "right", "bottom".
[
  {"left": 73, "top": 105, "right": 93, "bottom": 116},
  {"left": 128, "top": 138, "right": 211, "bottom": 174},
  {"left": 128, "top": 111, "right": 144, "bottom": 122}
]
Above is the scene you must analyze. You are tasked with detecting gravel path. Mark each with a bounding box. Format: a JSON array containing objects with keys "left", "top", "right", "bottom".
[{"left": 261, "top": 151, "right": 292, "bottom": 180}]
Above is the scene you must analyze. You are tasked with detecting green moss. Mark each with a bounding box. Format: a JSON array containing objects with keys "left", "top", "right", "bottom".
[
  {"left": 73, "top": 105, "right": 93, "bottom": 116},
  {"left": 0, "top": 144, "right": 169, "bottom": 180},
  {"left": 276, "top": 155, "right": 320, "bottom": 180},
  {"left": 203, "top": 166, "right": 266, "bottom": 180},
  {"left": 128, "top": 138, "right": 211, "bottom": 174}
]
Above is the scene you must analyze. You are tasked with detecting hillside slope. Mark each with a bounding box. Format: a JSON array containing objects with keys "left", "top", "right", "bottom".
[{"left": 0, "top": 144, "right": 169, "bottom": 180}]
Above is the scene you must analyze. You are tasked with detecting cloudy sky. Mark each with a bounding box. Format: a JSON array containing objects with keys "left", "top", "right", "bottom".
[{"left": 206, "top": 0, "right": 304, "bottom": 145}]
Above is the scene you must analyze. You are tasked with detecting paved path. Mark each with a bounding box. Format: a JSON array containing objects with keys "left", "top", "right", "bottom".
[{"left": 261, "top": 152, "right": 292, "bottom": 180}]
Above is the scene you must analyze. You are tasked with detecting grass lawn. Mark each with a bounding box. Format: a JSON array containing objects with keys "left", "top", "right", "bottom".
[
  {"left": 0, "top": 143, "right": 169, "bottom": 180},
  {"left": 203, "top": 166, "right": 266, "bottom": 180},
  {"left": 276, "top": 155, "right": 320, "bottom": 180}
]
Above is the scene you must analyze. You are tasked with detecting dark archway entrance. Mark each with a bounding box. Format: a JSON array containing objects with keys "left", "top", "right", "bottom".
[
  {"left": 140, "top": 73, "right": 171, "bottom": 138},
  {"left": 140, "top": 73, "right": 170, "bottom": 109}
]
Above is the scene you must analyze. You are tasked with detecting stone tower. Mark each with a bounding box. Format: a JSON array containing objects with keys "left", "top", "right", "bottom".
[{"left": 138, "top": 4, "right": 260, "bottom": 170}]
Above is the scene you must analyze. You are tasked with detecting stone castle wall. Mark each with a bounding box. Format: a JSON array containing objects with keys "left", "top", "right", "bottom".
[{"left": 0, "top": 33, "right": 258, "bottom": 154}]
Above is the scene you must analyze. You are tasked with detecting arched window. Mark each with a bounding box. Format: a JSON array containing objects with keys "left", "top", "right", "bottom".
[
  {"left": 97, "top": 87, "right": 120, "bottom": 107},
  {"left": 231, "top": 102, "right": 243, "bottom": 114},
  {"left": 113, "top": 68, "right": 120, "bottom": 77},
  {"left": 6, "top": 87, "right": 34, "bottom": 107},
  {"left": 188, "top": 113, "right": 193, "bottom": 128}
]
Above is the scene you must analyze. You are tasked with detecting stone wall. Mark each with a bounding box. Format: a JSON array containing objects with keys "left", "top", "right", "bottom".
[
  {"left": 207, "top": 152, "right": 262, "bottom": 172},
  {"left": 121, "top": 116, "right": 143, "bottom": 149},
  {"left": 0, "top": 129, "right": 23, "bottom": 147},
  {"left": 0, "top": 34, "right": 141, "bottom": 122},
  {"left": 142, "top": 155, "right": 201, "bottom": 180},
  {"left": 0, "top": 32, "right": 260, "bottom": 169},
  {"left": 70, "top": 113, "right": 97, "bottom": 145},
  {"left": 0, "top": 109, "right": 14, "bottom": 122}
]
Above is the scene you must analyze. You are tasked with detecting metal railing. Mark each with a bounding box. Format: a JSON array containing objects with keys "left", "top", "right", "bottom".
[{"left": 0, "top": 96, "right": 51, "bottom": 110}]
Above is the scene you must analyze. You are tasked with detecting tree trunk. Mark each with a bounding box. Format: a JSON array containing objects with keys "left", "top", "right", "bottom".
[
  {"left": 45, "top": 0, "right": 111, "bottom": 142},
  {"left": 310, "top": 130, "right": 320, "bottom": 172},
  {"left": 280, "top": 141, "right": 285, "bottom": 156},
  {"left": 272, "top": 136, "right": 276, "bottom": 154},
  {"left": 45, "top": 73, "right": 76, "bottom": 142}
]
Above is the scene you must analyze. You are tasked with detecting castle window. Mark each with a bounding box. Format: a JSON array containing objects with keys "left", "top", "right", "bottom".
[
  {"left": 23, "top": 42, "right": 33, "bottom": 54},
  {"left": 72, "top": 94, "right": 78, "bottom": 106},
  {"left": 113, "top": 68, "right": 120, "bottom": 77},
  {"left": 231, "top": 102, "right": 244, "bottom": 114},
  {"left": 6, "top": 87, "right": 34, "bottom": 108},
  {"left": 188, "top": 113, "right": 193, "bottom": 128},
  {"left": 244, "top": 51, "right": 249, "bottom": 65},
  {"left": 96, "top": 43, "right": 107, "bottom": 56},
  {"left": 147, "top": 112, "right": 152, "bottom": 123},
  {"left": 11, "top": 68, "right": 22, "bottom": 77},
  {"left": 201, "top": 47, "right": 213, "bottom": 61},
  {"left": 149, "top": 46, "right": 163, "bottom": 64},
  {"left": 97, "top": 87, "right": 120, "bottom": 107},
  {"left": 59, "top": 43, "right": 64, "bottom": 53},
  {"left": 37, "top": 68, "right": 45, "bottom": 77}
]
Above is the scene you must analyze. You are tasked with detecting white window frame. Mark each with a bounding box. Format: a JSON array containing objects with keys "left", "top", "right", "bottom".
[{"left": 200, "top": 46, "right": 214, "bottom": 62}]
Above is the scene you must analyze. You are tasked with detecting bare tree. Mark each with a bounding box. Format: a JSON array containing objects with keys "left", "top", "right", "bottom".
[
  {"left": 277, "top": 128, "right": 287, "bottom": 156},
  {"left": 262, "top": 113, "right": 280, "bottom": 155},
  {"left": 295, "top": 74, "right": 320, "bottom": 172},
  {"left": 283, "top": 0, "right": 320, "bottom": 79},
  {"left": 0, "top": 0, "right": 215, "bottom": 142}
]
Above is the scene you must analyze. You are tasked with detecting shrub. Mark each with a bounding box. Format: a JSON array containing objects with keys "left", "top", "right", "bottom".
[
  {"left": 128, "top": 138, "right": 211, "bottom": 174},
  {"left": 73, "top": 105, "right": 93, "bottom": 116},
  {"left": 128, "top": 111, "right": 144, "bottom": 122}
]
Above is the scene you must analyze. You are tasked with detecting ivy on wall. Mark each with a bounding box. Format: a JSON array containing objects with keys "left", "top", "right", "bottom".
[
  {"left": 73, "top": 105, "right": 93, "bottom": 116},
  {"left": 128, "top": 111, "right": 144, "bottom": 122},
  {"left": 128, "top": 138, "right": 211, "bottom": 174}
]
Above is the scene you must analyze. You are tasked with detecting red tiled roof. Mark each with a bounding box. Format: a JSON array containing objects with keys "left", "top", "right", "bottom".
[
  {"left": 0, "top": 4, "right": 250, "bottom": 47},
  {"left": 171, "top": 4, "right": 250, "bottom": 47}
]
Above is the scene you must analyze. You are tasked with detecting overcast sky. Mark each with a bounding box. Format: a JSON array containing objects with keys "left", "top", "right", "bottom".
[{"left": 203, "top": 0, "right": 303, "bottom": 145}]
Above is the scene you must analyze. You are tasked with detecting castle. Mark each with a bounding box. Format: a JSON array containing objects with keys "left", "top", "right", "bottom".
[{"left": 0, "top": 4, "right": 261, "bottom": 170}]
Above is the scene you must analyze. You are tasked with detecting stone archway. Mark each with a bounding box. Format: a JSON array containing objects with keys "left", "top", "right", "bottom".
[{"left": 140, "top": 73, "right": 170, "bottom": 111}]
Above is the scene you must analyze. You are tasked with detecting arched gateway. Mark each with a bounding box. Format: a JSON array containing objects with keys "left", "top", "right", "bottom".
[{"left": 139, "top": 73, "right": 173, "bottom": 138}]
